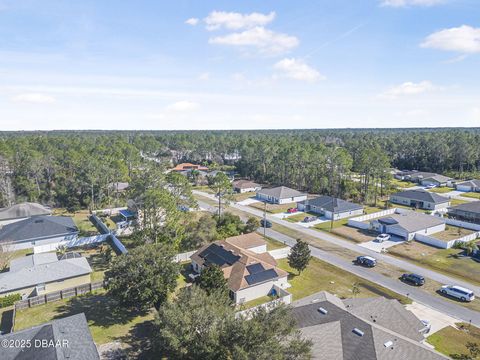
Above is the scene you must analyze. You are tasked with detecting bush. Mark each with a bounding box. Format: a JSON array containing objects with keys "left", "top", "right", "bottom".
[{"left": 0, "top": 293, "right": 21, "bottom": 308}]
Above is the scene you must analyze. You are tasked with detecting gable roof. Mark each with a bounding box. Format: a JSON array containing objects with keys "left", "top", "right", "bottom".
[
  {"left": 292, "top": 291, "right": 446, "bottom": 360},
  {"left": 449, "top": 201, "right": 480, "bottom": 215},
  {"left": 0, "top": 202, "right": 51, "bottom": 221},
  {"left": 0, "top": 313, "right": 99, "bottom": 360},
  {"left": 422, "top": 175, "right": 452, "bottom": 183},
  {"left": 457, "top": 179, "right": 480, "bottom": 188},
  {"left": 172, "top": 162, "right": 208, "bottom": 171},
  {"left": 191, "top": 240, "right": 287, "bottom": 292},
  {"left": 257, "top": 186, "right": 306, "bottom": 199},
  {"left": 377, "top": 211, "right": 445, "bottom": 233},
  {"left": 0, "top": 255, "right": 92, "bottom": 294},
  {"left": 299, "top": 196, "right": 363, "bottom": 213},
  {"left": 0, "top": 216, "right": 78, "bottom": 244},
  {"left": 232, "top": 179, "right": 260, "bottom": 189},
  {"left": 391, "top": 189, "right": 449, "bottom": 204},
  {"left": 225, "top": 232, "right": 266, "bottom": 250},
  {"left": 9, "top": 252, "right": 59, "bottom": 272}
]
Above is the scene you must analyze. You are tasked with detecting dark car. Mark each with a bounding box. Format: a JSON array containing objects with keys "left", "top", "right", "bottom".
[
  {"left": 303, "top": 216, "right": 317, "bottom": 223},
  {"left": 401, "top": 273, "right": 425, "bottom": 286},
  {"left": 260, "top": 219, "right": 272, "bottom": 228},
  {"left": 356, "top": 256, "right": 377, "bottom": 267}
]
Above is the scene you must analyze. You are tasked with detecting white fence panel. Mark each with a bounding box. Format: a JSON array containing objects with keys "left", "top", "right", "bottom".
[
  {"left": 349, "top": 208, "right": 397, "bottom": 222},
  {"left": 445, "top": 219, "right": 480, "bottom": 231},
  {"left": 236, "top": 286, "right": 291, "bottom": 320},
  {"left": 268, "top": 247, "right": 291, "bottom": 259},
  {"left": 174, "top": 251, "right": 195, "bottom": 263},
  {"left": 415, "top": 234, "right": 452, "bottom": 249}
]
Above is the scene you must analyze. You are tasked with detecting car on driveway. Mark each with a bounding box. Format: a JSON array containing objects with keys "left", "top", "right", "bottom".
[
  {"left": 260, "top": 219, "right": 272, "bottom": 228},
  {"left": 287, "top": 207, "right": 298, "bottom": 213},
  {"left": 425, "top": 184, "right": 437, "bottom": 189},
  {"left": 303, "top": 216, "right": 317, "bottom": 223},
  {"left": 376, "top": 233, "right": 391, "bottom": 243},
  {"left": 356, "top": 256, "right": 377, "bottom": 267},
  {"left": 440, "top": 285, "right": 475, "bottom": 302},
  {"left": 401, "top": 273, "right": 425, "bottom": 286}
]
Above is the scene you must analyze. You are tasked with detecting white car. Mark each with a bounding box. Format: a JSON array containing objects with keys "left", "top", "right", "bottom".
[
  {"left": 440, "top": 285, "right": 475, "bottom": 302},
  {"left": 425, "top": 184, "right": 437, "bottom": 189},
  {"left": 376, "top": 233, "right": 391, "bottom": 243}
]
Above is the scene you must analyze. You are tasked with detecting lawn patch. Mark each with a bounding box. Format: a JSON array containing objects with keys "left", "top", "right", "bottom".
[
  {"left": 427, "top": 323, "right": 480, "bottom": 358},
  {"left": 428, "top": 187, "right": 455, "bottom": 194},
  {"left": 461, "top": 192, "right": 480, "bottom": 199}
]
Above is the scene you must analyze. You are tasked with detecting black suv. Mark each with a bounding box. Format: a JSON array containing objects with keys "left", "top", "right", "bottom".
[
  {"left": 260, "top": 219, "right": 272, "bottom": 228},
  {"left": 356, "top": 256, "right": 377, "bottom": 267},
  {"left": 401, "top": 273, "right": 425, "bottom": 286}
]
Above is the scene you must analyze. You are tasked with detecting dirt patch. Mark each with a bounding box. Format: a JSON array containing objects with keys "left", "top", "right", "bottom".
[
  {"left": 331, "top": 226, "right": 377, "bottom": 243},
  {"left": 434, "top": 226, "right": 475, "bottom": 241}
]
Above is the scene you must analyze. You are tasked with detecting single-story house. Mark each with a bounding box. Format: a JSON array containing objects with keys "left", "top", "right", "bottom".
[
  {"left": 448, "top": 201, "right": 480, "bottom": 224},
  {"left": 232, "top": 180, "right": 261, "bottom": 193},
  {"left": 297, "top": 196, "right": 364, "bottom": 220},
  {"left": 224, "top": 232, "right": 267, "bottom": 254},
  {"left": 0, "top": 313, "right": 100, "bottom": 360},
  {"left": 108, "top": 181, "right": 129, "bottom": 193},
  {"left": 0, "top": 216, "right": 79, "bottom": 251},
  {"left": 420, "top": 174, "right": 453, "bottom": 187},
  {"left": 370, "top": 211, "right": 445, "bottom": 240},
  {"left": 292, "top": 291, "right": 446, "bottom": 360},
  {"left": 256, "top": 186, "right": 307, "bottom": 204},
  {"left": 0, "top": 202, "right": 51, "bottom": 226},
  {"left": 171, "top": 162, "right": 209, "bottom": 172},
  {"left": 389, "top": 189, "right": 450, "bottom": 210},
  {"left": 456, "top": 179, "right": 480, "bottom": 192},
  {"left": 191, "top": 237, "right": 289, "bottom": 304},
  {"left": 0, "top": 252, "right": 92, "bottom": 298},
  {"left": 394, "top": 170, "right": 437, "bottom": 182}
]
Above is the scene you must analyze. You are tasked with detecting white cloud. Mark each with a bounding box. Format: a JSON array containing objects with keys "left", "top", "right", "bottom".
[
  {"left": 380, "top": 0, "right": 445, "bottom": 7},
  {"left": 185, "top": 18, "right": 199, "bottom": 26},
  {"left": 421, "top": 25, "right": 480, "bottom": 53},
  {"left": 11, "top": 93, "right": 56, "bottom": 104},
  {"left": 197, "top": 72, "right": 210, "bottom": 81},
  {"left": 380, "top": 81, "right": 439, "bottom": 98},
  {"left": 209, "top": 27, "right": 298, "bottom": 55},
  {"left": 273, "top": 58, "right": 324, "bottom": 82},
  {"left": 204, "top": 11, "right": 275, "bottom": 31},
  {"left": 166, "top": 100, "right": 199, "bottom": 112}
]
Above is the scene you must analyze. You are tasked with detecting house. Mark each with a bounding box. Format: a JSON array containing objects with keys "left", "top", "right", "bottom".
[
  {"left": 108, "top": 181, "right": 129, "bottom": 193},
  {"left": 0, "top": 216, "right": 79, "bottom": 251},
  {"left": 448, "top": 201, "right": 480, "bottom": 224},
  {"left": 224, "top": 232, "right": 267, "bottom": 254},
  {"left": 370, "top": 210, "right": 445, "bottom": 240},
  {"left": 394, "top": 170, "right": 437, "bottom": 182},
  {"left": 171, "top": 162, "right": 209, "bottom": 172},
  {"left": 0, "top": 202, "right": 51, "bottom": 226},
  {"left": 233, "top": 179, "right": 261, "bottom": 193},
  {"left": 297, "top": 196, "right": 364, "bottom": 220},
  {"left": 190, "top": 236, "right": 289, "bottom": 304},
  {"left": 256, "top": 186, "right": 307, "bottom": 204},
  {"left": 389, "top": 189, "right": 450, "bottom": 210},
  {"left": 0, "top": 313, "right": 99, "bottom": 360},
  {"left": 456, "top": 179, "right": 480, "bottom": 192},
  {"left": 0, "top": 252, "right": 92, "bottom": 298},
  {"left": 292, "top": 291, "right": 446, "bottom": 360},
  {"left": 420, "top": 174, "right": 453, "bottom": 187}
]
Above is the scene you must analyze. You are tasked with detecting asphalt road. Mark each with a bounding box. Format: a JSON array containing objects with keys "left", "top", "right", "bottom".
[{"left": 195, "top": 191, "right": 480, "bottom": 326}]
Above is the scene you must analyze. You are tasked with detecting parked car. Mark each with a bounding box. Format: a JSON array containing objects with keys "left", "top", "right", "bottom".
[
  {"left": 356, "top": 256, "right": 377, "bottom": 267},
  {"left": 401, "top": 273, "right": 425, "bottom": 286},
  {"left": 303, "top": 216, "right": 317, "bottom": 223},
  {"left": 425, "top": 184, "right": 437, "bottom": 189},
  {"left": 440, "top": 285, "right": 475, "bottom": 302},
  {"left": 287, "top": 207, "right": 298, "bottom": 213},
  {"left": 420, "top": 320, "right": 431, "bottom": 334},
  {"left": 260, "top": 219, "right": 272, "bottom": 228},
  {"left": 376, "top": 233, "right": 391, "bottom": 243}
]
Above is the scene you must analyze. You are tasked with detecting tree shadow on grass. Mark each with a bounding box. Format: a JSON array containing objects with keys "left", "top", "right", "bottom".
[
  {"left": 52, "top": 293, "right": 148, "bottom": 329},
  {"left": 118, "top": 319, "right": 159, "bottom": 360}
]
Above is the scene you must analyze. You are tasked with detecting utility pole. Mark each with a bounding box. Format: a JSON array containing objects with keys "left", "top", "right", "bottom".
[
  {"left": 330, "top": 196, "right": 335, "bottom": 232},
  {"left": 263, "top": 201, "right": 267, "bottom": 239}
]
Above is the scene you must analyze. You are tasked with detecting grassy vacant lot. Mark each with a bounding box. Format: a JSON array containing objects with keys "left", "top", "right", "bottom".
[
  {"left": 330, "top": 226, "right": 376, "bottom": 243},
  {"left": 14, "top": 290, "right": 155, "bottom": 345},
  {"left": 429, "top": 187, "right": 455, "bottom": 193},
  {"left": 461, "top": 192, "right": 480, "bottom": 199},
  {"left": 427, "top": 323, "right": 480, "bottom": 358},
  {"left": 314, "top": 218, "right": 348, "bottom": 231},
  {"left": 434, "top": 226, "right": 475, "bottom": 241},
  {"left": 277, "top": 258, "right": 410, "bottom": 304},
  {"left": 249, "top": 201, "right": 297, "bottom": 214},
  {"left": 389, "top": 241, "right": 480, "bottom": 286},
  {"left": 284, "top": 212, "right": 311, "bottom": 223},
  {"left": 233, "top": 191, "right": 256, "bottom": 202},
  {"left": 391, "top": 179, "right": 415, "bottom": 189}
]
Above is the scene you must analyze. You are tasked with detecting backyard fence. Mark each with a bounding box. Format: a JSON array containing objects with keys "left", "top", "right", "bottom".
[
  {"left": 235, "top": 285, "right": 292, "bottom": 320},
  {"left": 268, "top": 247, "right": 291, "bottom": 259},
  {"left": 14, "top": 281, "right": 104, "bottom": 311},
  {"left": 445, "top": 219, "right": 480, "bottom": 231},
  {"left": 414, "top": 234, "right": 454, "bottom": 249},
  {"left": 174, "top": 251, "right": 195, "bottom": 263},
  {"left": 92, "top": 207, "right": 127, "bottom": 216}
]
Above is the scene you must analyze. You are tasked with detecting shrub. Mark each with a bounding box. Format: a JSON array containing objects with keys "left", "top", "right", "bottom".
[{"left": 0, "top": 293, "right": 21, "bottom": 308}]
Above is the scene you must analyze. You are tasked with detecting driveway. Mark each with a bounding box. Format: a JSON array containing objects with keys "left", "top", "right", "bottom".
[
  {"left": 271, "top": 211, "right": 305, "bottom": 219},
  {"left": 237, "top": 198, "right": 260, "bottom": 205},
  {"left": 296, "top": 217, "right": 329, "bottom": 228},
  {"left": 406, "top": 302, "right": 459, "bottom": 335},
  {"left": 359, "top": 235, "right": 406, "bottom": 253}
]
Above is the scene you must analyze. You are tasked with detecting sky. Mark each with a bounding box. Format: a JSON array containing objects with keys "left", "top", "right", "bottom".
[{"left": 0, "top": 0, "right": 479, "bottom": 130}]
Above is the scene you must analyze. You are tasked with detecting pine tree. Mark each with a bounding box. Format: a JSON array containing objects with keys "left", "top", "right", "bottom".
[{"left": 288, "top": 239, "right": 311, "bottom": 275}]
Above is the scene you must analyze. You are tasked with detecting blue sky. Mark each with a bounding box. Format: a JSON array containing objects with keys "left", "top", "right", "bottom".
[{"left": 0, "top": 0, "right": 479, "bottom": 130}]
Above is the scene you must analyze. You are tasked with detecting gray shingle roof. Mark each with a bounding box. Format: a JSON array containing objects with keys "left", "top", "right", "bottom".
[
  {"left": 449, "top": 201, "right": 480, "bottom": 215},
  {"left": 298, "top": 196, "right": 363, "bottom": 213},
  {"left": 0, "top": 313, "right": 99, "bottom": 360},
  {"left": 457, "top": 179, "right": 480, "bottom": 188},
  {"left": 377, "top": 211, "right": 445, "bottom": 233},
  {"left": 0, "top": 216, "right": 78, "bottom": 244},
  {"left": 0, "top": 255, "right": 92, "bottom": 294},
  {"left": 292, "top": 291, "right": 446, "bottom": 360},
  {"left": 9, "top": 253, "right": 58, "bottom": 272},
  {"left": 391, "top": 189, "right": 449, "bottom": 204},
  {"left": 422, "top": 175, "right": 452, "bottom": 183},
  {"left": 257, "top": 186, "right": 306, "bottom": 199},
  {"left": 0, "top": 202, "right": 51, "bottom": 221}
]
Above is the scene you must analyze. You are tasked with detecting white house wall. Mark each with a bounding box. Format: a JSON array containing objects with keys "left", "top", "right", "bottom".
[
  {"left": 234, "top": 276, "right": 289, "bottom": 304},
  {"left": 456, "top": 185, "right": 472, "bottom": 192},
  {"left": 247, "top": 245, "right": 267, "bottom": 254}
]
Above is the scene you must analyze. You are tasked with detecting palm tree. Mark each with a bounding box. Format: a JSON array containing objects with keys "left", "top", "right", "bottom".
[{"left": 463, "top": 241, "right": 478, "bottom": 256}]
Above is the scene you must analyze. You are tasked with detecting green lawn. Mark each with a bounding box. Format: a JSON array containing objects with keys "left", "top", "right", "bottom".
[
  {"left": 314, "top": 218, "right": 348, "bottom": 231},
  {"left": 428, "top": 187, "right": 455, "bottom": 193},
  {"left": 263, "top": 236, "right": 287, "bottom": 250},
  {"left": 233, "top": 191, "right": 256, "bottom": 202},
  {"left": 241, "top": 295, "right": 274, "bottom": 309},
  {"left": 249, "top": 201, "right": 297, "bottom": 214},
  {"left": 14, "top": 290, "right": 155, "bottom": 345},
  {"left": 53, "top": 208, "right": 115, "bottom": 236},
  {"left": 277, "top": 258, "right": 410, "bottom": 304},
  {"left": 391, "top": 179, "right": 415, "bottom": 189},
  {"left": 451, "top": 198, "right": 469, "bottom": 206},
  {"left": 284, "top": 212, "right": 316, "bottom": 223},
  {"left": 461, "top": 192, "right": 480, "bottom": 199},
  {"left": 427, "top": 323, "right": 480, "bottom": 358}
]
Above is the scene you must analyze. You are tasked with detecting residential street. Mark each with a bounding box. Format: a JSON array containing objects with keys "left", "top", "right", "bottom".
[{"left": 195, "top": 191, "right": 480, "bottom": 327}]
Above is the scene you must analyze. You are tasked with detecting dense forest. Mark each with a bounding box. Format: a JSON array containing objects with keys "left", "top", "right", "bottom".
[{"left": 0, "top": 128, "right": 479, "bottom": 209}]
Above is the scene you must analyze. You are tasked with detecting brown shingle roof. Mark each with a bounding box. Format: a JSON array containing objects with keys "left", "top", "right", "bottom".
[{"left": 225, "top": 232, "right": 266, "bottom": 250}]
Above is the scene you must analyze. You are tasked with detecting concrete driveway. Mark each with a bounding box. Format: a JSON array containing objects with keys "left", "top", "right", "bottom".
[
  {"left": 359, "top": 235, "right": 406, "bottom": 253},
  {"left": 296, "top": 217, "right": 329, "bottom": 228},
  {"left": 406, "top": 302, "right": 459, "bottom": 335}
]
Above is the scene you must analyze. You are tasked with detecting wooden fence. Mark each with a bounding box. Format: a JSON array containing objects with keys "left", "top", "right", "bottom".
[{"left": 14, "top": 281, "right": 104, "bottom": 311}]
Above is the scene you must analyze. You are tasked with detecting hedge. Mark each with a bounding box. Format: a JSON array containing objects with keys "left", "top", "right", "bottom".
[{"left": 0, "top": 293, "right": 21, "bottom": 308}]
